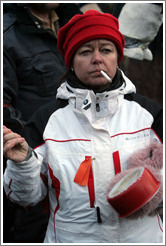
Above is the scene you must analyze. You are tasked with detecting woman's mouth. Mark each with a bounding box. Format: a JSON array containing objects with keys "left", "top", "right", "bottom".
[
  {"left": 90, "top": 70, "right": 102, "bottom": 76},
  {"left": 90, "top": 70, "right": 112, "bottom": 82}
]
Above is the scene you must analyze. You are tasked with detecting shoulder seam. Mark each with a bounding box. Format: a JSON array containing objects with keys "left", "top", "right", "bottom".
[{"left": 124, "top": 93, "right": 161, "bottom": 117}]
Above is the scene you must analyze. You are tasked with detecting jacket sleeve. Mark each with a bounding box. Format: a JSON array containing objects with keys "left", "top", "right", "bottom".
[
  {"left": 152, "top": 109, "right": 163, "bottom": 142},
  {"left": 3, "top": 99, "right": 68, "bottom": 206},
  {"left": 3, "top": 50, "right": 25, "bottom": 133},
  {"left": 125, "top": 93, "right": 163, "bottom": 142},
  {"left": 3, "top": 150, "right": 48, "bottom": 207}
]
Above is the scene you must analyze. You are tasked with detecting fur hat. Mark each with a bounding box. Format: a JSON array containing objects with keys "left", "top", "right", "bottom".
[
  {"left": 107, "top": 141, "right": 163, "bottom": 219},
  {"left": 57, "top": 10, "right": 125, "bottom": 68}
]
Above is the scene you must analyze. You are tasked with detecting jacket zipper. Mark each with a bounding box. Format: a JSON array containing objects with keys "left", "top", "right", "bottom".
[{"left": 96, "top": 103, "right": 100, "bottom": 112}]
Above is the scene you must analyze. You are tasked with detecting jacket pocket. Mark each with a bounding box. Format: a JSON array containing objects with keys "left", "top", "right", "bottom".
[
  {"left": 33, "top": 52, "right": 66, "bottom": 97},
  {"left": 18, "top": 51, "right": 66, "bottom": 97}
]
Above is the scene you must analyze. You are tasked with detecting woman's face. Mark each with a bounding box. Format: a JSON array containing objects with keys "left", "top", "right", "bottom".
[{"left": 72, "top": 39, "right": 118, "bottom": 90}]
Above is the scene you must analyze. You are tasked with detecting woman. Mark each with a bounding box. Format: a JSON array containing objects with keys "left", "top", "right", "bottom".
[{"left": 3, "top": 10, "right": 163, "bottom": 243}]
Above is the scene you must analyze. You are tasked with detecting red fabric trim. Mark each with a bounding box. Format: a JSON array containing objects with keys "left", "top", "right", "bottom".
[
  {"left": 34, "top": 142, "right": 45, "bottom": 150},
  {"left": 9, "top": 179, "right": 12, "bottom": 189},
  {"left": 40, "top": 173, "right": 48, "bottom": 187},
  {"left": 34, "top": 128, "right": 162, "bottom": 152},
  {"left": 45, "top": 138, "right": 91, "bottom": 143},
  {"left": 111, "top": 127, "right": 162, "bottom": 143},
  {"left": 113, "top": 151, "right": 121, "bottom": 175},
  {"left": 34, "top": 139, "right": 91, "bottom": 150},
  {"left": 150, "top": 128, "right": 162, "bottom": 143},
  {"left": 74, "top": 156, "right": 95, "bottom": 206},
  {"left": 111, "top": 127, "right": 151, "bottom": 138},
  {"left": 88, "top": 163, "right": 95, "bottom": 208},
  {"left": 48, "top": 165, "right": 60, "bottom": 242},
  {"left": 156, "top": 213, "right": 163, "bottom": 232},
  {"left": 7, "top": 190, "right": 12, "bottom": 199}
]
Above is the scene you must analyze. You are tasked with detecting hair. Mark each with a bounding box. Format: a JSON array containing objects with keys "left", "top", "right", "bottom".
[{"left": 59, "top": 69, "right": 71, "bottom": 85}]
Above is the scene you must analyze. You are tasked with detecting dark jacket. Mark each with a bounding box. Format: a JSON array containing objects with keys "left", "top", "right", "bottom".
[
  {"left": 3, "top": 3, "right": 82, "bottom": 133},
  {"left": 3, "top": 3, "right": 82, "bottom": 243}
]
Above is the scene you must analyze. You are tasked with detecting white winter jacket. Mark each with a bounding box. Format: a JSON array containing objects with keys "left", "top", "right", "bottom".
[{"left": 4, "top": 71, "right": 163, "bottom": 243}]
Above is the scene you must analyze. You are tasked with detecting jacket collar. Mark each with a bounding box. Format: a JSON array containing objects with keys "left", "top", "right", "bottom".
[
  {"left": 57, "top": 69, "right": 136, "bottom": 102},
  {"left": 57, "top": 69, "right": 136, "bottom": 121},
  {"left": 66, "top": 68, "right": 124, "bottom": 93}
]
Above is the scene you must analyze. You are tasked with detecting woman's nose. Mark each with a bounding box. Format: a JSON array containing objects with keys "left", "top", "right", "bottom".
[{"left": 91, "top": 50, "right": 102, "bottom": 64}]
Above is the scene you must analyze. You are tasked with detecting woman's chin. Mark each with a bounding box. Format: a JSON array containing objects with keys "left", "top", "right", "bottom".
[{"left": 88, "top": 81, "right": 111, "bottom": 92}]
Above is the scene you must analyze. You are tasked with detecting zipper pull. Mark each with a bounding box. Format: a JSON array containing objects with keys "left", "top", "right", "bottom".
[
  {"left": 96, "top": 103, "right": 100, "bottom": 112},
  {"left": 96, "top": 206, "right": 102, "bottom": 223}
]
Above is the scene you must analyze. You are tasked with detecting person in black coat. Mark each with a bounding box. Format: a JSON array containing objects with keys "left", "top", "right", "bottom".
[
  {"left": 3, "top": 3, "right": 81, "bottom": 134},
  {"left": 3, "top": 3, "right": 82, "bottom": 243}
]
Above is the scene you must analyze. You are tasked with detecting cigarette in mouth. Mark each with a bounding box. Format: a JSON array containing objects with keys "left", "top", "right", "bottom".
[{"left": 100, "top": 70, "right": 112, "bottom": 82}]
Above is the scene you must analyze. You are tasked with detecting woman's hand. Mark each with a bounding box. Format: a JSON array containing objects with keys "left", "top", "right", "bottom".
[{"left": 3, "top": 125, "right": 29, "bottom": 163}]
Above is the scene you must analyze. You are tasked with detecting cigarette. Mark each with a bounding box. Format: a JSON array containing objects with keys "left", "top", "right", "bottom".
[{"left": 100, "top": 70, "right": 112, "bottom": 82}]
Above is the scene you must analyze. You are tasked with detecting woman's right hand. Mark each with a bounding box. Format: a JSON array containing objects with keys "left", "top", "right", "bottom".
[{"left": 3, "top": 125, "right": 29, "bottom": 163}]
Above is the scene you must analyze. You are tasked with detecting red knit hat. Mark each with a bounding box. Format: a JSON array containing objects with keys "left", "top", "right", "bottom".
[{"left": 57, "top": 10, "right": 125, "bottom": 68}]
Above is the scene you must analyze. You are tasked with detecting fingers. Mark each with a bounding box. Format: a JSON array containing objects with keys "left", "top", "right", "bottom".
[
  {"left": 3, "top": 126, "right": 28, "bottom": 161},
  {"left": 3, "top": 131, "right": 23, "bottom": 144},
  {"left": 3, "top": 130, "right": 24, "bottom": 146},
  {"left": 3, "top": 137, "right": 25, "bottom": 154},
  {"left": 3, "top": 132, "right": 25, "bottom": 145},
  {"left": 3, "top": 125, "right": 12, "bottom": 136}
]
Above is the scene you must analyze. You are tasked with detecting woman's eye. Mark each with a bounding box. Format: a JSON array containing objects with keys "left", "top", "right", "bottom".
[
  {"left": 80, "top": 49, "right": 91, "bottom": 55},
  {"left": 102, "top": 49, "right": 111, "bottom": 54}
]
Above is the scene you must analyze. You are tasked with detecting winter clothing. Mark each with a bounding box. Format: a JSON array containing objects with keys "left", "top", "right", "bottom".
[
  {"left": 4, "top": 70, "right": 163, "bottom": 243},
  {"left": 3, "top": 3, "right": 82, "bottom": 243},
  {"left": 3, "top": 3, "right": 82, "bottom": 134},
  {"left": 118, "top": 3, "right": 163, "bottom": 60},
  {"left": 57, "top": 10, "right": 125, "bottom": 68}
]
